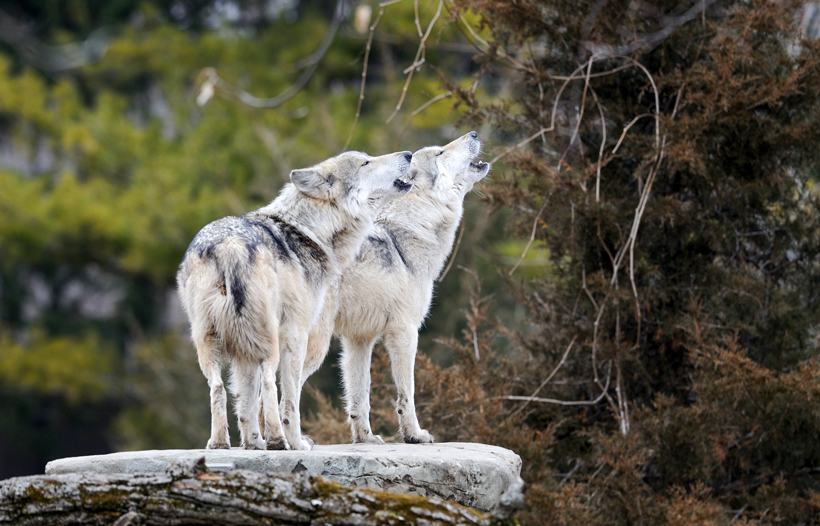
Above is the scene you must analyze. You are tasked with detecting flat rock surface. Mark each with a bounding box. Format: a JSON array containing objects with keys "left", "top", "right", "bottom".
[{"left": 45, "top": 442, "right": 523, "bottom": 512}]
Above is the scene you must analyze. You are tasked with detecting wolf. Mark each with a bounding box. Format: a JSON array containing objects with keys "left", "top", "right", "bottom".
[
  {"left": 177, "top": 150, "right": 413, "bottom": 451},
  {"left": 302, "top": 131, "right": 490, "bottom": 444}
]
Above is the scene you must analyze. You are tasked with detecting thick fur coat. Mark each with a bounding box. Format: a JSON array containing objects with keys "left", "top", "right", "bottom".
[
  {"left": 302, "top": 132, "right": 490, "bottom": 443},
  {"left": 177, "top": 150, "right": 412, "bottom": 450}
]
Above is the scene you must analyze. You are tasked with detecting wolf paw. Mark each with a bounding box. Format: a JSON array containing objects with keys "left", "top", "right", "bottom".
[
  {"left": 265, "top": 436, "right": 289, "bottom": 450},
  {"left": 302, "top": 434, "right": 316, "bottom": 447},
  {"left": 354, "top": 433, "right": 384, "bottom": 445},
  {"left": 291, "top": 437, "right": 313, "bottom": 451},
  {"left": 241, "top": 436, "right": 266, "bottom": 450},
  {"left": 206, "top": 438, "right": 231, "bottom": 449},
  {"left": 404, "top": 429, "right": 434, "bottom": 444}
]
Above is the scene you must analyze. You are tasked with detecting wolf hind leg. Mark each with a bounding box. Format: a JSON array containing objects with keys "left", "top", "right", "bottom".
[
  {"left": 340, "top": 336, "right": 383, "bottom": 444},
  {"left": 230, "top": 359, "right": 265, "bottom": 450},
  {"left": 194, "top": 329, "right": 230, "bottom": 449},
  {"left": 384, "top": 325, "right": 433, "bottom": 444}
]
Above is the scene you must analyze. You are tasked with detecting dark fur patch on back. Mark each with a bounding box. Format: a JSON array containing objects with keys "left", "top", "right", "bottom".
[
  {"left": 267, "top": 214, "right": 328, "bottom": 274},
  {"left": 385, "top": 229, "right": 411, "bottom": 271},
  {"left": 367, "top": 236, "right": 394, "bottom": 268},
  {"left": 246, "top": 241, "right": 258, "bottom": 264},
  {"left": 244, "top": 217, "right": 291, "bottom": 260},
  {"left": 331, "top": 227, "right": 349, "bottom": 249},
  {"left": 198, "top": 243, "right": 216, "bottom": 259}
]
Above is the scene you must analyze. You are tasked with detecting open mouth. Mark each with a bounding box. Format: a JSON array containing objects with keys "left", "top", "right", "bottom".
[
  {"left": 470, "top": 160, "right": 488, "bottom": 170},
  {"left": 393, "top": 178, "right": 412, "bottom": 192}
]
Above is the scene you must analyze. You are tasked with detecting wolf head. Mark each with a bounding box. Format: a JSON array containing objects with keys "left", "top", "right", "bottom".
[
  {"left": 407, "top": 131, "right": 490, "bottom": 201},
  {"left": 289, "top": 150, "right": 413, "bottom": 216}
]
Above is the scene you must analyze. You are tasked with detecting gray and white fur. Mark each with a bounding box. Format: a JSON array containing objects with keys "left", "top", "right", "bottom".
[
  {"left": 177, "top": 150, "right": 412, "bottom": 451},
  {"left": 302, "top": 132, "right": 490, "bottom": 444}
]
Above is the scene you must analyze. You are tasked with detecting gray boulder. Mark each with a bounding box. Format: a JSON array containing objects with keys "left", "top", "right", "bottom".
[{"left": 45, "top": 442, "right": 523, "bottom": 513}]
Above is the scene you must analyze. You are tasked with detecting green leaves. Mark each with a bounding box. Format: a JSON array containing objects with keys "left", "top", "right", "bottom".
[{"left": 0, "top": 330, "right": 113, "bottom": 403}]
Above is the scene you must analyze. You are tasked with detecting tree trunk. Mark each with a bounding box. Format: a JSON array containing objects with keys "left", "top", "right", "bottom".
[{"left": 0, "top": 458, "right": 511, "bottom": 525}]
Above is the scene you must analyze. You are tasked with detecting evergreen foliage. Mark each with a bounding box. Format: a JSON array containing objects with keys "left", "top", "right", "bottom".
[
  {"left": 313, "top": 1, "right": 820, "bottom": 523},
  {"left": 1, "top": 1, "right": 818, "bottom": 523}
]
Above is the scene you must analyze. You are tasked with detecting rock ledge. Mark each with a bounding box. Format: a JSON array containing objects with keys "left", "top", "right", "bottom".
[{"left": 45, "top": 442, "right": 523, "bottom": 512}]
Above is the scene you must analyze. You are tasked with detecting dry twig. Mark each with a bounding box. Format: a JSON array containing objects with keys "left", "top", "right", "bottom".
[
  {"left": 505, "top": 337, "right": 578, "bottom": 420},
  {"left": 344, "top": 3, "right": 385, "bottom": 148},
  {"left": 387, "top": 0, "right": 444, "bottom": 123},
  {"left": 198, "top": 0, "right": 346, "bottom": 110}
]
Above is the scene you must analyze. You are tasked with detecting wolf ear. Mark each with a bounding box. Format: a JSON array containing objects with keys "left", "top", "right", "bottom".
[{"left": 290, "top": 169, "right": 326, "bottom": 199}]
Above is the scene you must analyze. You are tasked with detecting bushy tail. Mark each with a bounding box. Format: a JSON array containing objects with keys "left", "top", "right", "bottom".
[{"left": 204, "top": 239, "right": 275, "bottom": 361}]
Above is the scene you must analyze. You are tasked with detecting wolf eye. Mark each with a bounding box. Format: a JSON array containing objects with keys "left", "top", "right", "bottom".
[
  {"left": 361, "top": 160, "right": 370, "bottom": 167},
  {"left": 435, "top": 150, "right": 444, "bottom": 157}
]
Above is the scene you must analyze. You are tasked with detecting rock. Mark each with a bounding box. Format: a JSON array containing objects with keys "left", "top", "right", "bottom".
[
  {"left": 2, "top": 459, "right": 515, "bottom": 525},
  {"left": 45, "top": 442, "right": 523, "bottom": 513}
]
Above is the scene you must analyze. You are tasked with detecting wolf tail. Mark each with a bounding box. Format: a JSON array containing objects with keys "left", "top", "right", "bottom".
[{"left": 205, "top": 239, "right": 276, "bottom": 361}]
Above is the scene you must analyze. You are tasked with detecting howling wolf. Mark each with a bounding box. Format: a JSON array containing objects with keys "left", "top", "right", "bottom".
[
  {"left": 302, "top": 131, "right": 490, "bottom": 444},
  {"left": 177, "top": 150, "right": 413, "bottom": 451}
]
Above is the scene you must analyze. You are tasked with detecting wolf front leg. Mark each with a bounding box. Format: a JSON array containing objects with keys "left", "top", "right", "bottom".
[
  {"left": 278, "top": 328, "right": 312, "bottom": 450},
  {"left": 340, "top": 336, "right": 383, "bottom": 444},
  {"left": 384, "top": 326, "right": 434, "bottom": 444},
  {"left": 260, "top": 356, "right": 288, "bottom": 450}
]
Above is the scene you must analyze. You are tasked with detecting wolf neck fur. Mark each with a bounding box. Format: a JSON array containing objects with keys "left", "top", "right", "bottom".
[
  {"left": 260, "top": 184, "right": 372, "bottom": 270},
  {"left": 378, "top": 191, "right": 465, "bottom": 278}
]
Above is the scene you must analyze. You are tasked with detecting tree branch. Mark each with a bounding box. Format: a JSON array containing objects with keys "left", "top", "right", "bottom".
[
  {"left": 583, "top": 0, "right": 718, "bottom": 58},
  {"left": 197, "top": 0, "right": 347, "bottom": 110}
]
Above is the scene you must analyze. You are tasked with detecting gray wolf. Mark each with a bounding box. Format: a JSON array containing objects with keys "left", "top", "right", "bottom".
[
  {"left": 302, "top": 131, "right": 490, "bottom": 444},
  {"left": 177, "top": 150, "right": 413, "bottom": 451}
]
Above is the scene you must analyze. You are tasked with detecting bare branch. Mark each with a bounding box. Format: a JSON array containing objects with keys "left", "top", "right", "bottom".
[
  {"left": 549, "top": 63, "right": 632, "bottom": 81},
  {"left": 583, "top": 0, "right": 718, "bottom": 58},
  {"left": 450, "top": 6, "right": 533, "bottom": 73},
  {"left": 556, "top": 57, "right": 595, "bottom": 174},
  {"left": 590, "top": 87, "right": 607, "bottom": 203},
  {"left": 387, "top": 0, "right": 444, "bottom": 123},
  {"left": 344, "top": 4, "right": 385, "bottom": 148},
  {"left": 611, "top": 113, "right": 654, "bottom": 154},
  {"left": 490, "top": 56, "right": 600, "bottom": 165},
  {"left": 609, "top": 56, "right": 662, "bottom": 289},
  {"left": 490, "top": 127, "right": 551, "bottom": 164},
  {"left": 506, "top": 337, "right": 578, "bottom": 419},
  {"left": 410, "top": 90, "right": 453, "bottom": 117},
  {"left": 198, "top": 0, "right": 347, "bottom": 110},
  {"left": 501, "top": 361, "right": 612, "bottom": 406},
  {"left": 508, "top": 198, "right": 549, "bottom": 276},
  {"left": 414, "top": 0, "right": 424, "bottom": 37}
]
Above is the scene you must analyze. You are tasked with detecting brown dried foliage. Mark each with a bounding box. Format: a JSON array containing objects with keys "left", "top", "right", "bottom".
[{"left": 312, "top": 1, "right": 819, "bottom": 524}]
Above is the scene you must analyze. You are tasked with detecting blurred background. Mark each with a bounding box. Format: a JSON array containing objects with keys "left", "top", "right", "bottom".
[
  {"left": 0, "top": 0, "right": 514, "bottom": 476},
  {"left": 1, "top": 1, "right": 819, "bottom": 524}
]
